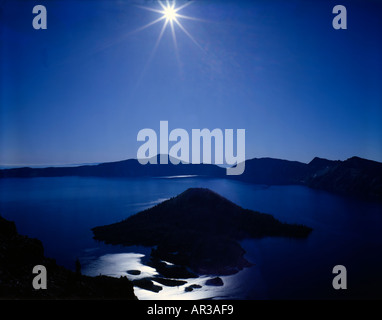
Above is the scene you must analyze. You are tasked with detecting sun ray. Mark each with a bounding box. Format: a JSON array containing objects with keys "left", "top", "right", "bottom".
[
  {"left": 170, "top": 19, "right": 182, "bottom": 75},
  {"left": 158, "top": 0, "right": 168, "bottom": 11},
  {"left": 134, "top": 18, "right": 170, "bottom": 90},
  {"left": 130, "top": 0, "right": 203, "bottom": 87},
  {"left": 94, "top": 1, "right": 203, "bottom": 59},
  {"left": 173, "top": 1, "right": 193, "bottom": 12},
  {"left": 153, "top": 18, "right": 169, "bottom": 54},
  {"left": 133, "top": 15, "right": 166, "bottom": 34},
  {"left": 174, "top": 13, "right": 206, "bottom": 22},
  {"left": 146, "top": 18, "right": 169, "bottom": 70},
  {"left": 135, "top": 5, "right": 164, "bottom": 15},
  {"left": 170, "top": 20, "right": 178, "bottom": 52},
  {"left": 173, "top": 18, "right": 204, "bottom": 51},
  {"left": 136, "top": 0, "right": 202, "bottom": 52},
  {"left": 92, "top": 15, "right": 166, "bottom": 55}
]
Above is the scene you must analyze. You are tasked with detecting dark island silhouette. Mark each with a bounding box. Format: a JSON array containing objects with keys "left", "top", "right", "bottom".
[
  {"left": 0, "top": 215, "right": 137, "bottom": 299},
  {"left": 1, "top": 155, "right": 381, "bottom": 202},
  {"left": 92, "top": 188, "right": 312, "bottom": 275}
]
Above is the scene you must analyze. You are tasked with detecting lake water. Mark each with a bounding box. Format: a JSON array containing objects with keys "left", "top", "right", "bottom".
[{"left": 0, "top": 176, "right": 381, "bottom": 299}]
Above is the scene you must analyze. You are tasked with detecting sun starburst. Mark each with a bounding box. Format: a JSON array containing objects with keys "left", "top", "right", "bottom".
[
  {"left": 162, "top": 4, "right": 178, "bottom": 22},
  {"left": 137, "top": 0, "right": 202, "bottom": 55},
  {"left": 128, "top": 1, "right": 204, "bottom": 88}
]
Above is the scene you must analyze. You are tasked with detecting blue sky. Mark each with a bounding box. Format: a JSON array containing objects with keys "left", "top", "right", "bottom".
[{"left": 1, "top": 0, "right": 382, "bottom": 166}]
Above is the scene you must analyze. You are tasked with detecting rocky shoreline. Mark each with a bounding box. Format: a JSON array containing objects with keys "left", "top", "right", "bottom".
[{"left": 0, "top": 215, "right": 137, "bottom": 300}]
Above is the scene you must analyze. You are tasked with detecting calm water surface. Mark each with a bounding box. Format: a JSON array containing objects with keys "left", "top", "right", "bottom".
[{"left": 0, "top": 177, "right": 381, "bottom": 299}]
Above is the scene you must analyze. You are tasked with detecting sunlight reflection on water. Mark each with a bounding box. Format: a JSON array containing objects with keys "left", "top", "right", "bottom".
[
  {"left": 82, "top": 252, "right": 251, "bottom": 300},
  {"left": 83, "top": 253, "right": 158, "bottom": 279}
]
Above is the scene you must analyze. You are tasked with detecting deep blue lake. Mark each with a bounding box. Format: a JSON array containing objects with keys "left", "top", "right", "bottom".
[{"left": 0, "top": 176, "right": 381, "bottom": 299}]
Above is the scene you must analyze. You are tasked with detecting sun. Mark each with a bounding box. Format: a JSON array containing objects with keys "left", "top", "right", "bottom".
[
  {"left": 136, "top": 0, "right": 202, "bottom": 52},
  {"left": 132, "top": 0, "right": 203, "bottom": 85},
  {"left": 162, "top": 4, "right": 178, "bottom": 22}
]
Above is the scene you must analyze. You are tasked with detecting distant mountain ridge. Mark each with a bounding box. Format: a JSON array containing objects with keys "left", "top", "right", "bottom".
[
  {"left": 0, "top": 155, "right": 225, "bottom": 179},
  {"left": 1, "top": 155, "right": 381, "bottom": 202},
  {"left": 304, "top": 156, "right": 382, "bottom": 201},
  {"left": 236, "top": 156, "right": 382, "bottom": 201}
]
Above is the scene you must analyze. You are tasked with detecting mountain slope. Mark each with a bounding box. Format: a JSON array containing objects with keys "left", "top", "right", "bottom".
[
  {"left": 305, "top": 156, "right": 382, "bottom": 201},
  {"left": 233, "top": 157, "right": 311, "bottom": 185},
  {"left": 0, "top": 215, "right": 137, "bottom": 299},
  {"left": 92, "top": 188, "right": 312, "bottom": 275}
]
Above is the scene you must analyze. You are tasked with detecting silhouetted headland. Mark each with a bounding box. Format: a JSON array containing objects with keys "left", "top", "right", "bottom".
[
  {"left": 0, "top": 215, "right": 137, "bottom": 299},
  {"left": 92, "top": 188, "right": 312, "bottom": 275}
]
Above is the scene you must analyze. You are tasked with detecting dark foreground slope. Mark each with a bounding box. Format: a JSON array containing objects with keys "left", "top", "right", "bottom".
[
  {"left": 0, "top": 216, "right": 137, "bottom": 299},
  {"left": 93, "top": 188, "right": 312, "bottom": 275}
]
